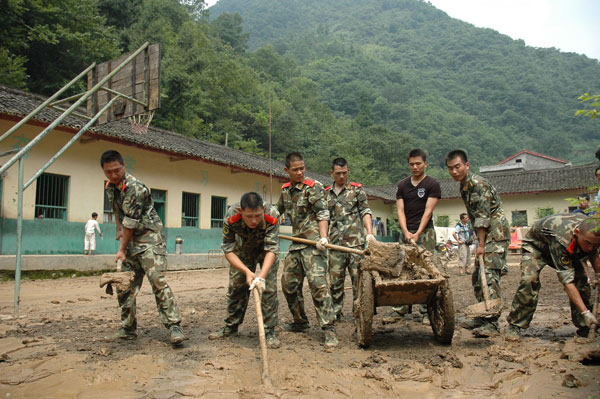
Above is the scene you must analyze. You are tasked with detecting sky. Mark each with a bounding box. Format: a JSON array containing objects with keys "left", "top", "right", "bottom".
[{"left": 205, "top": 0, "right": 600, "bottom": 60}]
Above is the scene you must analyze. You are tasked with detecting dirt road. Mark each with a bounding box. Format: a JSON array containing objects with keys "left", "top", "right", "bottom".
[{"left": 1, "top": 258, "right": 599, "bottom": 398}]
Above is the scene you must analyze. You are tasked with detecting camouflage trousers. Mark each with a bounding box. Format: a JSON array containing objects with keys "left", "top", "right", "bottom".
[
  {"left": 396, "top": 226, "right": 437, "bottom": 314},
  {"left": 282, "top": 248, "right": 335, "bottom": 329},
  {"left": 117, "top": 247, "right": 182, "bottom": 330},
  {"left": 471, "top": 240, "right": 509, "bottom": 322},
  {"left": 506, "top": 247, "right": 591, "bottom": 329},
  {"left": 224, "top": 255, "right": 279, "bottom": 333},
  {"left": 329, "top": 249, "right": 361, "bottom": 319},
  {"left": 398, "top": 226, "right": 437, "bottom": 251}
]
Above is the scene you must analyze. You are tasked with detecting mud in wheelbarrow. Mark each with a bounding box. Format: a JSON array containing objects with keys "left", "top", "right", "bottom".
[{"left": 353, "top": 240, "right": 455, "bottom": 348}]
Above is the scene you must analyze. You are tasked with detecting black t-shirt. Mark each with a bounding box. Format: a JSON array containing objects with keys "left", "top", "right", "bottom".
[{"left": 396, "top": 175, "right": 442, "bottom": 231}]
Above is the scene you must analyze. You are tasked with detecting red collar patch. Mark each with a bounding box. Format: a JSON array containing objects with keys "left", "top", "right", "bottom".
[
  {"left": 281, "top": 182, "right": 291, "bottom": 189},
  {"left": 227, "top": 213, "right": 242, "bottom": 224},
  {"left": 105, "top": 180, "right": 126, "bottom": 191},
  {"left": 566, "top": 238, "right": 577, "bottom": 255},
  {"left": 325, "top": 185, "right": 332, "bottom": 191},
  {"left": 303, "top": 178, "right": 315, "bottom": 187},
  {"left": 350, "top": 182, "right": 362, "bottom": 188},
  {"left": 264, "top": 214, "right": 278, "bottom": 225}
]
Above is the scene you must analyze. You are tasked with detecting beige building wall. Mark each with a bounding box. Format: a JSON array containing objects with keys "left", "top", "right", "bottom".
[
  {"left": 435, "top": 191, "right": 579, "bottom": 228},
  {"left": 0, "top": 121, "right": 287, "bottom": 227}
]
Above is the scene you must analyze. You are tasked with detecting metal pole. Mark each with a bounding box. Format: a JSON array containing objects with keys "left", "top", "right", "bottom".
[
  {"left": 24, "top": 96, "right": 121, "bottom": 189},
  {"left": 0, "top": 42, "right": 150, "bottom": 177},
  {"left": 268, "top": 92, "right": 273, "bottom": 203},
  {"left": 14, "top": 157, "right": 24, "bottom": 315},
  {"left": 0, "top": 63, "right": 96, "bottom": 145}
]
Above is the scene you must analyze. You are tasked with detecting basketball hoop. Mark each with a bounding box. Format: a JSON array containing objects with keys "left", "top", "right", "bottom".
[{"left": 128, "top": 110, "right": 154, "bottom": 134}]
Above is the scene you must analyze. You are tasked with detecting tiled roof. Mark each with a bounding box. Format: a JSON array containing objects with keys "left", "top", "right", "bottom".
[
  {"left": 373, "top": 164, "right": 599, "bottom": 200},
  {"left": 0, "top": 86, "right": 390, "bottom": 199},
  {"left": 497, "top": 149, "right": 568, "bottom": 165}
]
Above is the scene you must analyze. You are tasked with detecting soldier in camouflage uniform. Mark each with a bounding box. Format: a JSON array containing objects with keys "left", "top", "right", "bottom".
[
  {"left": 208, "top": 192, "right": 281, "bottom": 348},
  {"left": 325, "top": 158, "right": 374, "bottom": 321},
  {"left": 505, "top": 214, "right": 600, "bottom": 341},
  {"left": 277, "top": 152, "right": 339, "bottom": 348},
  {"left": 101, "top": 150, "right": 184, "bottom": 345},
  {"left": 446, "top": 150, "right": 510, "bottom": 337}
]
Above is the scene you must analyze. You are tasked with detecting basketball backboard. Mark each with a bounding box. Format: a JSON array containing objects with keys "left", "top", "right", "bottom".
[{"left": 87, "top": 43, "right": 160, "bottom": 125}]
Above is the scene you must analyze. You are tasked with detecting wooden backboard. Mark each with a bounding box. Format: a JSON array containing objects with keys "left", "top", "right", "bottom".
[{"left": 87, "top": 43, "right": 160, "bottom": 125}]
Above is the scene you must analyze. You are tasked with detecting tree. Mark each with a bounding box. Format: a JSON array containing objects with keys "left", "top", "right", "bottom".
[
  {"left": 1, "top": 0, "right": 120, "bottom": 94},
  {"left": 576, "top": 93, "right": 600, "bottom": 119}
]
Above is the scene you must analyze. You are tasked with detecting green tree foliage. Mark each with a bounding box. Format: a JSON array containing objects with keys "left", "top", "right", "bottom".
[
  {"left": 1, "top": 0, "right": 120, "bottom": 93},
  {"left": 4, "top": 0, "right": 600, "bottom": 187},
  {"left": 213, "top": 0, "right": 600, "bottom": 168}
]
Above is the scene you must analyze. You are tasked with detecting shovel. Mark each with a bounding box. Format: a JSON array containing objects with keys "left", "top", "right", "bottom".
[
  {"left": 465, "top": 255, "right": 503, "bottom": 317},
  {"left": 279, "top": 235, "right": 365, "bottom": 255},
  {"left": 252, "top": 287, "right": 273, "bottom": 388},
  {"left": 590, "top": 280, "right": 599, "bottom": 339}
]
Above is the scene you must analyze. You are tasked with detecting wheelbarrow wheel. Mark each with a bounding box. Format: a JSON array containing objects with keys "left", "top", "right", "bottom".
[
  {"left": 354, "top": 270, "right": 374, "bottom": 348},
  {"left": 428, "top": 280, "right": 455, "bottom": 344}
]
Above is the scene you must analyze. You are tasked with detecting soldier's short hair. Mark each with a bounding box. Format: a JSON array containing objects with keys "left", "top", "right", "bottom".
[
  {"left": 92, "top": 212, "right": 98, "bottom": 218},
  {"left": 240, "top": 192, "right": 263, "bottom": 210},
  {"left": 578, "top": 218, "right": 600, "bottom": 236},
  {"left": 285, "top": 152, "right": 303, "bottom": 168},
  {"left": 100, "top": 150, "right": 124, "bottom": 166},
  {"left": 459, "top": 213, "right": 468, "bottom": 220},
  {"left": 332, "top": 157, "right": 348, "bottom": 169},
  {"left": 445, "top": 149, "right": 468, "bottom": 164},
  {"left": 407, "top": 149, "right": 427, "bottom": 162}
]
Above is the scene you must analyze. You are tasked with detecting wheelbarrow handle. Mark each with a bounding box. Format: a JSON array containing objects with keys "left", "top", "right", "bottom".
[{"left": 280, "top": 235, "right": 365, "bottom": 255}]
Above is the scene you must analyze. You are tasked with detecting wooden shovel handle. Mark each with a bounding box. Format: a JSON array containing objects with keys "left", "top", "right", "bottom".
[
  {"left": 478, "top": 255, "right": 492, "bottom": 304},
  {"left": 280, "top": 235, "right": 365, "bottom": 255},
  {"left": 253, "top": 288, "right": 272, "bottom": 387}
]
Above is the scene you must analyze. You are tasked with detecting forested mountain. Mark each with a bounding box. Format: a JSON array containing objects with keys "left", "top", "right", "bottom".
[
  {"left": 212, "top": 0, "right": 600, "bottom": 169},
  {"left": 1, "top": 0, "right": 599, "bottom": 185}
]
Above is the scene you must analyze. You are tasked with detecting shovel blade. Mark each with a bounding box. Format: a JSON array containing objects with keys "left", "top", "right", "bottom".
[{"left": 465, "top": 298, "right": 503, "bottom": 317}]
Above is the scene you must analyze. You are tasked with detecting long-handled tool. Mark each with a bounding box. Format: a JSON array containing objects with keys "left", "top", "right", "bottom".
[
  {"left": 279, "top": 235, "right": 365, "bottom": 255},
  {"left": 590, "top": 280, "right": 599, "bottom": 339},
  {"left": 252, "top": 287, "right": 273, "bottom": 388},
  {"left": 465, "top": 255, "right": 503, "bottom": 317}
]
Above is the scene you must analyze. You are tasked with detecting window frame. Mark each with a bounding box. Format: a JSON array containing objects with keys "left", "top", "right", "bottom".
[
  {"left": 210, "top": 196, "right": 227, "bottom": 228},
  {"left": 181, "top": 192, "right": 200, "bottom": 228},
  {"left": 34, "top": 173, "right": 69, "bottom": 220}
]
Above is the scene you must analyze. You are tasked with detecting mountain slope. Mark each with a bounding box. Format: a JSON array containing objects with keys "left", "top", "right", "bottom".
[{"left": 211, "top": 0, "right": 600, "bottom": 167}]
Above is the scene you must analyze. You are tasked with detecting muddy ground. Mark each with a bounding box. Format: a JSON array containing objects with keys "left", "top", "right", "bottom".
[{"left": 0, "top": 256, "right": 599, "bottom": 398}]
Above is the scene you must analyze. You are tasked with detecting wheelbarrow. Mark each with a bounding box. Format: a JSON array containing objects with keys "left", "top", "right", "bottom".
[{"left": 353, "top": 240, "right": 455, "bottom": 347}]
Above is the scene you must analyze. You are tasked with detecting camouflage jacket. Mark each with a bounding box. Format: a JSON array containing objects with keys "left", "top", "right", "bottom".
[
  {"left": 325, "top": 182, "right": 372, "bottom": 248},
  {"left": 105, "top": 173, "right": 166, "bottom": 255},
  {"left": 277, "top": 178, "right": 329, "bottom": 251},
  {"left": 221, "top": 203, "right": 280, "bottom": 258},
  {"left": 523, "top": 213, "right": 594, "bottom": 285},
  {"left": 460, "top": 172, "right": 510, "bottom": 242}
]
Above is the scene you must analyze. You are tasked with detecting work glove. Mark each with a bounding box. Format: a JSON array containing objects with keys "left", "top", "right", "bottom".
[
  {"left": 366, "top": 234, "right": 376, "bottom": 242},
  {"left": 249, "top": 277, "right": 266, "bottom": 295},
  {"left": 316, "top": 237, "right": 328, "bottom": 252},
  {"left": 582, "top": 310, "right": 598, "bottom": 328}
]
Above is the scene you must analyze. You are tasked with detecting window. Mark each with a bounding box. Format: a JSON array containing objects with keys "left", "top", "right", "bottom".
[
  {"left": 182, "top": 192, "right": 200, "bottom": 227},
  {"left": 151, "top": 189, "right": 167, "bottom": 225},
  {"left": 35, "top": 173, "right": 69, "bottom": 219},
  {"left": 103, "top": 181, "right": 115, "bottom": 223},
  {"left": 511, "top": 210, "right": 528, "bottom": 227},
  {"left": 211, "top": 196, "right": 227, "bottom": 228}
]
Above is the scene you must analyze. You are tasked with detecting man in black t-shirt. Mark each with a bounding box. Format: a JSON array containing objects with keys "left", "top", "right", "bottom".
[
  {"left": 396, "top": 149, "right": 442, "bottom": 250},
  {"left": 384, "top": 149, "right": 442, "bottom": 324}
]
